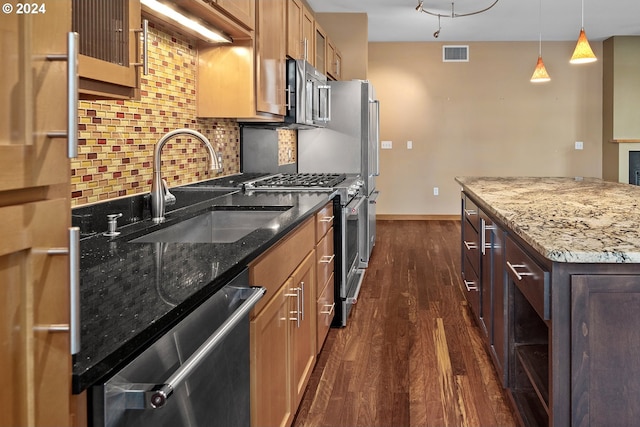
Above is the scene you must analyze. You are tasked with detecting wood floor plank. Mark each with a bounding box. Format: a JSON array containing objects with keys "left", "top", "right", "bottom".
[{"left": 292, "top": 220, "right": 517, "bottom": 427}]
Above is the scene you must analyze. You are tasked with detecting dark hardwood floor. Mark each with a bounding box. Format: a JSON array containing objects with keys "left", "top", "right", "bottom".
[{"left": 293, "top": 220, "right": 517, "bottom": 427}]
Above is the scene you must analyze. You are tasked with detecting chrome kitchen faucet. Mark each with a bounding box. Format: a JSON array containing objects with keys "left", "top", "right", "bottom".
[{"left": 151, "top": 129, "right": 222, "bottom": 223}]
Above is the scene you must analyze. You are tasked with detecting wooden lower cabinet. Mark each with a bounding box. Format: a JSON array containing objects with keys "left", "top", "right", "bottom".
[
  {"left": 250, "top": 218, "right": 317, "bottom": 427},
  {"left": 1, "top": 4, "right": 72, "bottom": 426},
  {"left": 290, "top": 252, "right": 317, "bottom": 409},
  {"left": 251, "top": 279, "right": 293, "bottom": 427},
  {"left": 571, "top": 275, "right": 640, "bottom": 427}
]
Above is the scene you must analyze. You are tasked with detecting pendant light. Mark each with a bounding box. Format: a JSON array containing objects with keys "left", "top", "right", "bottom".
[
  {"left": 570, "top": 0, "right": 597, "bottom": 64},
  {"left": 531, "top": 0, "right": 550, "bottom": 83}
]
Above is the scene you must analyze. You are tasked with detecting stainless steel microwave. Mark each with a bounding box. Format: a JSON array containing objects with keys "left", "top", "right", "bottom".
[{"left": 284, "top": 59, "right": 331, "bottom": 128}]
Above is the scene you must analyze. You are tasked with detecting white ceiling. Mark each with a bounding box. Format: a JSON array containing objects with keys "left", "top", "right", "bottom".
[{"left": 305, "top": 0, "right": 640, "bottom": 43}]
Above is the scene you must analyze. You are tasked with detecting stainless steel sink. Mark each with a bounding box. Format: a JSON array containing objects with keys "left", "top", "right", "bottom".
[{"left": 130, "top": 207, "right": 291, "bottom": 244}]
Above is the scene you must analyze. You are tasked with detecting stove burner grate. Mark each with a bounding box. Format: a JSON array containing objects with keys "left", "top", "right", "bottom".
[{"left": 252, "top": 173, "right": 346, "bottom": 188}]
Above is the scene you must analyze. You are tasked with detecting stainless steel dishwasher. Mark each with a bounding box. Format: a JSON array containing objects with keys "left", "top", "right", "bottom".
[{"left": 91, "top": 269, "right": 264, "bottom": 427}]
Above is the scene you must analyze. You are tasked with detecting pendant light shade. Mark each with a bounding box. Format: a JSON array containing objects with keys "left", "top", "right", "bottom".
[
  {"left": 570, "top": 28, "right": 597, "bottom": 63},
  {"left": 530, "top": 0, "right": 550, "bottom": 83},
  {"left": 570, "top": 0, "right": 597, "bottom": 64},
  {"left": 531, "top": 56, "right": 551, "bottom": 82}
]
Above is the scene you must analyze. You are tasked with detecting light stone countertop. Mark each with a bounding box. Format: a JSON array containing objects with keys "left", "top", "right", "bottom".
[{"left": 455, "top": 176, "right": 640, "bottom": 263}]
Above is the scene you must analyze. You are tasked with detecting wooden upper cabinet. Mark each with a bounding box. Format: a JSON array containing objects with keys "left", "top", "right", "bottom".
[
  {"left": 326, "top": 38, "right": 342, "bottom": 80},
  {"left": 216, "top": 0, "right": 255, "bottom": 29},
  {"left": 302, "top": 6, "right": 315, "bottom": 64},
  {"left": 72, "top": 0, "right": 143, "bottom": 100},
  {"left": 314, "top": 22, "right": 326, "bottom": 75},
  {"left": 287, "top": 0, "right": 314, "bottom": 62},
  {"left": 256, "top": 0, "right": 286, "bottom": 116}
]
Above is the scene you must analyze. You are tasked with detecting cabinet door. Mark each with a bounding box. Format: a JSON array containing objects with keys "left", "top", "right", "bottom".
[
  {"left": 286, "top": 0, "right": 303, "bottom": 59},
  {"left": 73, "top": 0, "right": 142, "bottom": 99},
  {"left": 289, "top": 251, "right": 317, "bottom": 409},
  {"left": 314, "top": 23, "right": 326, "bottom": 75},
  {"left": 217, "top": 0, "right": 255, "bottom": 29},
  {"left": 302, "top": 5, "right": 315, "bottom": 63},
  {"left": 256, "top": 0, "right": 286, "bottom": 116},
  {"left": 1, "top": 4, "right": 72, "bottom": 426},
  {"left": 251, "top": 282, "right": 292, "bottom": 427},
  {"left": 327, "top": 39, "right": 336, "bottom": 79},
  {"left": 572, "top": 275, "right": 640, "bottom": 427}
]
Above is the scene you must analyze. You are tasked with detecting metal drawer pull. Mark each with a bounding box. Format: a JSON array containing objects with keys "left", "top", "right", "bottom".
[
  {"left": 507, "top": 261, "right": 535, "bottom": 281},
  {"left": 464, "top": 208, "right": 477, "bottom": 216},
  {"left": 319, "top": 215, "right": 334, "bottom": 223},
  {"left": 321, "top": 303, "right": 335, "bottom": 316},
  {"left": 46, "top": 32, "right": 79, "bottom": 159},
  {"left": 463, "top": 241, "right": 477, "bottom": 250},
  {"left": 463, "top": 280, "right": 477, "bottom": 292},
  {"left": 32, "top": 227, "right": 81, "bottom": 355},
  {"left": 320, "top": 254, "right": 335, "bottom": 264},
  {"left": 148, "top": 287, "right": 265, "bottom": 409}
]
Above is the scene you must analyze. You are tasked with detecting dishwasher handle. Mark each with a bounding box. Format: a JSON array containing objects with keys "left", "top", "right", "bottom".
[{"left": 147, "top": 286, "right": 265, "bottom": 409}]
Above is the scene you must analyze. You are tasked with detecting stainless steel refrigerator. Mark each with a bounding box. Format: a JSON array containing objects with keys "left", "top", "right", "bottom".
[{"left": 298, "top": 79, "right": 380, "bottom": 267}]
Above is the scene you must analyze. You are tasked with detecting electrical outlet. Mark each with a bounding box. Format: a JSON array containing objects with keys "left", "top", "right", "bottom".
[
  {"left": 407, "top": 140, "right": 413, "bottom": 149},
  {"left": 381, "top": 140, "right": 392, "bottom": 149},
  {"left": 575, "top": 141, "right": 584, "bottom": 150},
  {"left": 433, "top": 187, "right": 439, "bottom": 196}
]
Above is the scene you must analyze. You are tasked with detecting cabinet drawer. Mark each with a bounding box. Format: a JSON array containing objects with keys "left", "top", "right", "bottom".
[
  {"left": 316, "top": 228, "right": 334, "bottom": 295},
  {"left": 463, "top": 195, "right": 480, "bottom": 232},
  {"left": 250, "top": 218, "right": 315, "bottom": 316},
  {"left": 317, "top": 272, "right": 335, "bottom": 352},
  {"left": 462, "top": 255, "right": 480, "bottom": 317},
  {"left": 463, "top": 218, "right": 480, "bottom": 276},
  {"left": 506, "top": 237, "right": 551, "bottom": 320},
  {"left": 315, "top": 203, "right": 334, "bottom": 241}
]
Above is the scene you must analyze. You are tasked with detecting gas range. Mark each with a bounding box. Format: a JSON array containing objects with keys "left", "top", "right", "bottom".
[{"left": 243, "top": 173, "right": 363, "bottom": 204}]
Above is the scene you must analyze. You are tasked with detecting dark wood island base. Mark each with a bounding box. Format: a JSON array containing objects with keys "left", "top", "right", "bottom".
[{"left": 456, "top": 176, "right": 640, "bottom": 427}]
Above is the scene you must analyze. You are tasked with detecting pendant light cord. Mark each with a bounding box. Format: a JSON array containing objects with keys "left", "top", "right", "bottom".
[
  {"left": 538, "top": 0, "right": 542, "bottom": 56},
  {"left": 581, "top": 0, "right": 585, "bottom": 29}
]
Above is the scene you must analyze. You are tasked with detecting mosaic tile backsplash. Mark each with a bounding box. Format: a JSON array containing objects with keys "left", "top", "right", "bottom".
[{"left": 72, "top": 21, "right": 297, "bottom": 207}]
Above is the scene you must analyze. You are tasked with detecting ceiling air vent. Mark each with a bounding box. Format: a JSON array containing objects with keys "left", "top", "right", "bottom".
[{"left": 443, "top": 45, "right": 469, "bottom": 62}]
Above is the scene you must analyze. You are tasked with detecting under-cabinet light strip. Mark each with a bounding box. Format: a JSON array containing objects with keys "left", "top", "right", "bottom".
[{"left": 141, "top": 0, "right": 231, "bottom": 43}]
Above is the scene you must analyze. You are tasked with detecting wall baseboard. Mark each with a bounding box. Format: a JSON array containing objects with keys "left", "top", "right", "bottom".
[{"left": 377, "top": 214, "right": 460, "bottom": 221}]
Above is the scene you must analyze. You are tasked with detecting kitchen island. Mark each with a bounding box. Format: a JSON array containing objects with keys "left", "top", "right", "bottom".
[{"left": 456, "top": 176, "right": 640, "bottom": 427}]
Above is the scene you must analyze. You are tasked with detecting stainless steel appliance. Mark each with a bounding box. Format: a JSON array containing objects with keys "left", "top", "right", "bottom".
[
  {"left": 298, "top": 80, "right": 380, "bottom": 267},
  {"left": 243, "top": 172, "right": 366, "bottom": 326},
  {"left": 283, "top": 59, "right": 331, "bottom": 128},
  {"left": 91, "top": 269, "right": 265, "bottom": 427}
]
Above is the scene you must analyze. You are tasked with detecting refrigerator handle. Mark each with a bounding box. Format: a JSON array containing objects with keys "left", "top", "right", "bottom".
[{"left": 371, "top": 99, "right": 380, "bottom": 176}]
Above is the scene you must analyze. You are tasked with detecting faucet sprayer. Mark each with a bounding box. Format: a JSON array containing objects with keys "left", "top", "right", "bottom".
[{"left": 150, "top": 129, "right": 222, "bottom": 223}]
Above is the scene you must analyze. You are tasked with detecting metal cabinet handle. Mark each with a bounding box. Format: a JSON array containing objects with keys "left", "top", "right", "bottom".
[
  {"left": 32, "top": 227, "right": 81, "bottom": 355},
  {"left": 321, "top": 303, "right": 335, "bottom": 316},
  {"left": 303, "top": 38, "right": 308, "bottom": 61},
  {"left": 133, "top": 19, "right": 149, "bottom": 75},
  {"left": 464, "top": 208, "right": 477, "bottom": 217},
  {"left": 46, "top": 32, "right": 78, "bottom": 158},
  {"left": 463, "top": 280, "right": 477, "bottom": 292},
  {"left": 506, "top": 261, "right": 535, "bottom": 281},
  {"left": 463, "top": 241, "right": 477, "bottom": 250},
  {"left": 319, "top": 215, "right": 334, "bottom": 223},
  {"left": 320, "top": 254, "right": 335, "bottom": 264},
  {"left": 300, "top": 281, "right": 305, "bottom": 321},
  {"left": 148, "top": 287, "right": 265, "bottom": 409}
]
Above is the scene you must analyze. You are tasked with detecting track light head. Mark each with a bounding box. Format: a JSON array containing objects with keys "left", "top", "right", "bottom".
[{"left": 416, "top": 1, "right": 424, "bottom": 12}]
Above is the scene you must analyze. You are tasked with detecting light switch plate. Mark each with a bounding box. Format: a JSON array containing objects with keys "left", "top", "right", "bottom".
[
  {"left": 381, "top": 140, "right": 392, "bottom": 149},
  {"left": 575, "top": 141, "right": 584, "bottom": 150},
  {"left": 407, "top": 140, "right": 413, "bottom": 149}
]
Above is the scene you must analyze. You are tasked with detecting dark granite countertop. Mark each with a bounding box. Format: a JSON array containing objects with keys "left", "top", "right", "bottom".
[{"left": 72, "top": 177, "right": 333, "bottom": 393}]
